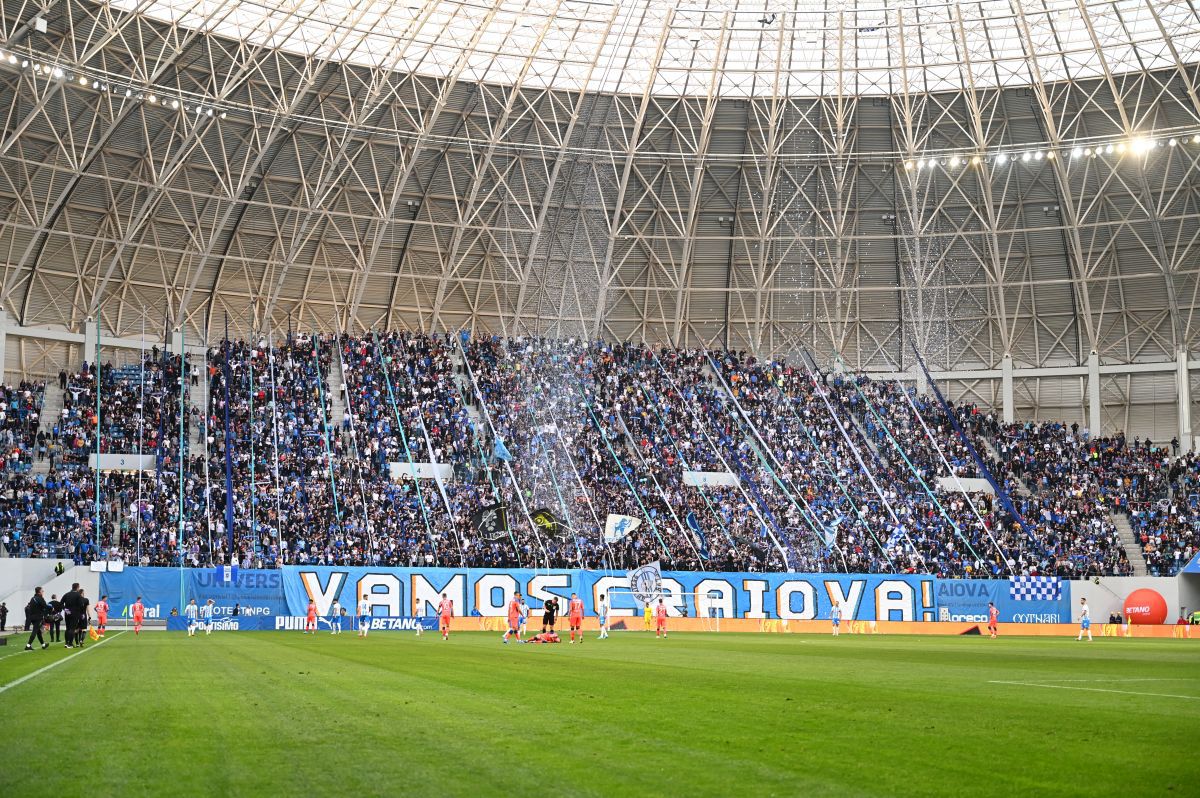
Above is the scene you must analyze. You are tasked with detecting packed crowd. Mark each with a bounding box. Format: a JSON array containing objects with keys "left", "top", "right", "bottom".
[
  {"left": 1, "top": 333, "right": 1196, "bottom": 576},
  {"left": 0, "top": 381, "right": 45, "bottom": 471}
]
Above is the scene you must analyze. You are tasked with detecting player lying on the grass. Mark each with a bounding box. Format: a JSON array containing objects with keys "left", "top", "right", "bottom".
[{"left": 520, "top": 631, "right": 561, "bottom": 644}]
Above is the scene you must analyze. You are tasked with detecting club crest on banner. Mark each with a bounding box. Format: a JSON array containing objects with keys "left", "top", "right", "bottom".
[{"left": 629, "top": 561, "right": 662, "bottom": 605}]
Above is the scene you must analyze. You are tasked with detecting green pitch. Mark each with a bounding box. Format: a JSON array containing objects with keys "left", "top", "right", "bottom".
[{"left": 1, "top": 631, "right": 1197, "bottom": 797}]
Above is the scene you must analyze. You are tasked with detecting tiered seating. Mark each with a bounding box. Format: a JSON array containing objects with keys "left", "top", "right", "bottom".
[{"left": 5, "top": 332, "right": 1194, "bottom": 575}]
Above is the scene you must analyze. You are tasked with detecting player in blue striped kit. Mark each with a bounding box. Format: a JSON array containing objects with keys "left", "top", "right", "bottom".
[{"left": 1076, "top": 597, "right": 1092, "bottom": 641}]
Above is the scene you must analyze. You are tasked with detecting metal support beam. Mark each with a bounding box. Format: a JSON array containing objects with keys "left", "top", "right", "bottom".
[
  {"left": 1178, "top": 349, "right": 1192, "bottom": 453},
  {"left": 0, "top": 308, "right": 7, "bottom": 378},
  {"left": 1001, "top": 354, "right": 1014, "bottom": 424},
  {"left": 1087, "top": 352, "right": 1101, "bottom": 436}
]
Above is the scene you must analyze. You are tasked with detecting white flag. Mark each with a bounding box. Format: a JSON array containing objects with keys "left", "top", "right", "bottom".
[
  {"left": 628, "top": 561, "right": 662, "bottom": 605},
  {"left": 604, "top": 514, "right": 642, "bottom": 543}
]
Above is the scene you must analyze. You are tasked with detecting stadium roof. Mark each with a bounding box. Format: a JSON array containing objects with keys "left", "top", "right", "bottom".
[
  {"left": 112, "top": 0, "right": 1200, "bottom": 98},
  {"left": 1, "top": 0, "right": 1200, "bottom": 387}
]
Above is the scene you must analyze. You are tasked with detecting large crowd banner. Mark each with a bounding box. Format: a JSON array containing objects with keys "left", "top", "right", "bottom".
[
  {"left": 105, "top": 566, "right": 1098, "bottom": 624},
  {"left": 933, "top": 577, "right": 1071, "bottom": 623},
  {"left": 280, "top": 567, "right": 938, "bottom": 622},
  {"left": 100, "top": 567, "right": 288, "bottom": 620}
]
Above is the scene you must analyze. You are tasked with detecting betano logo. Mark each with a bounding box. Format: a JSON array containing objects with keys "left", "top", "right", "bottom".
[{"left": 273, "top": 616, "right": 428, "bottom": 631}]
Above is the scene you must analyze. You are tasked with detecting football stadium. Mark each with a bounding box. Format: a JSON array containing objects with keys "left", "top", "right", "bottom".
[{"left": 1, "top": 0, "right": 1200, "bottom": 795}]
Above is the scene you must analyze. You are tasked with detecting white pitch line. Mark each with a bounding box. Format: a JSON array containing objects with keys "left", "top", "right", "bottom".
[
  {"left": 0, "top": 631, "right": 124, "bottom": 695},
  {"left": 1024, "top": 678, "right": 1196, "bottom": 683},
  {"left": 988, "top": 680, "right": 1200, "bottom": 701}
]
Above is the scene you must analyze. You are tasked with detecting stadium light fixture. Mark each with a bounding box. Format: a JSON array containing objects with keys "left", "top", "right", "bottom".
[
  {"left": 971, "top": 155, "right": 981, "bottom": 166},
  {"left": 1021, "top": 151, "right": 1032, "bottom": 162},
  {"left": 1169, "top": 138, "right": 1177, "bottom": 147}
]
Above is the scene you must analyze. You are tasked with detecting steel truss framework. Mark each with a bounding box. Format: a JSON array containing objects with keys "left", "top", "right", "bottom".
[{"left": 1, "top": 0, "right": 1200, "bottom": 433}]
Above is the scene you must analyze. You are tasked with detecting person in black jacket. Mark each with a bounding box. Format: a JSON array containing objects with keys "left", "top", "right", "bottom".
[
  {"left": 0, "top": 601, "right": 7, "bottom": 631},
  {"left": 60, "top": 583, "right": 80, "bottom": 649},
  {"left": 74, "top": 588, "right": 91, "bottom": 648},
  {"left": 47, "top": 594, "right": 62, "bottom": 642},
  {"left": 25, "top": 587, "right": 49, "bottom": 651}
]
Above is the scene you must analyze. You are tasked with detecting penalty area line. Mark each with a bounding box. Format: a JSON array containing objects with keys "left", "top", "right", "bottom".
[
  {"left": 0, "top": 631, "right": 125, "bottom": 696},
  {"left": 988, "top": 680, "right": 1200, "bottom": 701}
]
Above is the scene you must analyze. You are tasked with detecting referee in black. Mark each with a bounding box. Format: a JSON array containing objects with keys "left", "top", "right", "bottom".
[
  {"left": 24, "top": 587, "right": 49, "bottom": 651},
  {"left": 542, "top": 597, "right": 559, "bottom": 634}
]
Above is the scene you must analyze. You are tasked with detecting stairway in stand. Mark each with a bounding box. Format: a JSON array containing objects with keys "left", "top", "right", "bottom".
[
  {"left": 31, "top": 383, "right": 65, "bottom": 476},
  {"left": 327, "top": 350, "right": 348, "bottom": 442},
  {"left": 1109, "top": 511, "right": 1149, "bottom": 576}
]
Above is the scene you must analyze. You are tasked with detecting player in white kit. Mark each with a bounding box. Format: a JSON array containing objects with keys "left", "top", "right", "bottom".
[
  {"left": 184, "top": 599, "right": 199, "bottom": 637},
  {"left": 596, "top": 593, "right": 610, "bottom": 640},
  {"left": 1076, "top": 597, "right": 1092, "bottom": 641},
  {"left": 357, "top": 594, "right": 371, "bottom": 638},
  {"left": 330, "top": 599, "right": 343, "bottom": 634}
]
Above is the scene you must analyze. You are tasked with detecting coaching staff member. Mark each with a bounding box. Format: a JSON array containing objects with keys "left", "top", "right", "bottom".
[
  {"left": 60, "top": 582, "right": 82, "bottom": 649},
  {"left": 24, "top": 587, "right": 49, "bottom": 650}
]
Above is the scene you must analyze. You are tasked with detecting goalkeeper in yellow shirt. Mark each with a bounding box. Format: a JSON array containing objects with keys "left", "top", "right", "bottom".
[{"left": 643, "top": 602, "right": 653, "bottom": 631}]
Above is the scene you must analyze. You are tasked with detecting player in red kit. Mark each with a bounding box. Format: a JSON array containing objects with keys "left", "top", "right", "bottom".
[
  {"left": 94, "top": 595, "right": 110, "bottom": 637},
  {"left": 655, "top": 598, "right": 668, "bottom": 639},
  {"left": 567, "top": 593, "right": 584, "bottom": 643},
  {"left": 305, "top": 600, "right": 318, "bottom": 634},
  {"left": 503, "top": 592, "right": 523, "bottom": 643},
  {"left": 438, "top": 593, "right": 454, "bottom": 640},
  {"left": 131, "top": 596, "right": 145, "bottom": 636},
  {"left": 988, "top": 601, "right": 999, "bottom": 638}
]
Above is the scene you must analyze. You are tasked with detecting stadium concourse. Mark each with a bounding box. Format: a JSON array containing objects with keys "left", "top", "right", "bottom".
[{"left": 0, "top": 332, "right": 1193, "bottom": 578}]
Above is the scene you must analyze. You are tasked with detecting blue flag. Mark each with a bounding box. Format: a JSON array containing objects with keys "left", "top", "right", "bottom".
[
  {"left": 685, "top": 511, "right": 708, "bottom": 559},
  {"left": 492, "top": 438, "right": 513, "bottom": 462}
]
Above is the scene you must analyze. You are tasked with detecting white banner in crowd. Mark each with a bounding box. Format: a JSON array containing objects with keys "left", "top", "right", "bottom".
[
  {"left": 388, "top": 462, "right": 454, "bottom": 481},
  {"left": 89, "top": 453, "right": 155, "bottom": 471},
  {"left": 936, "top": 476, "right": 995, "bottom": 494},
  {"left": 683, "top": 470, "right": 739, "bottom": 487},
  {"left": 604, "top": 514, "right": 641, "bottom": 543}
]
